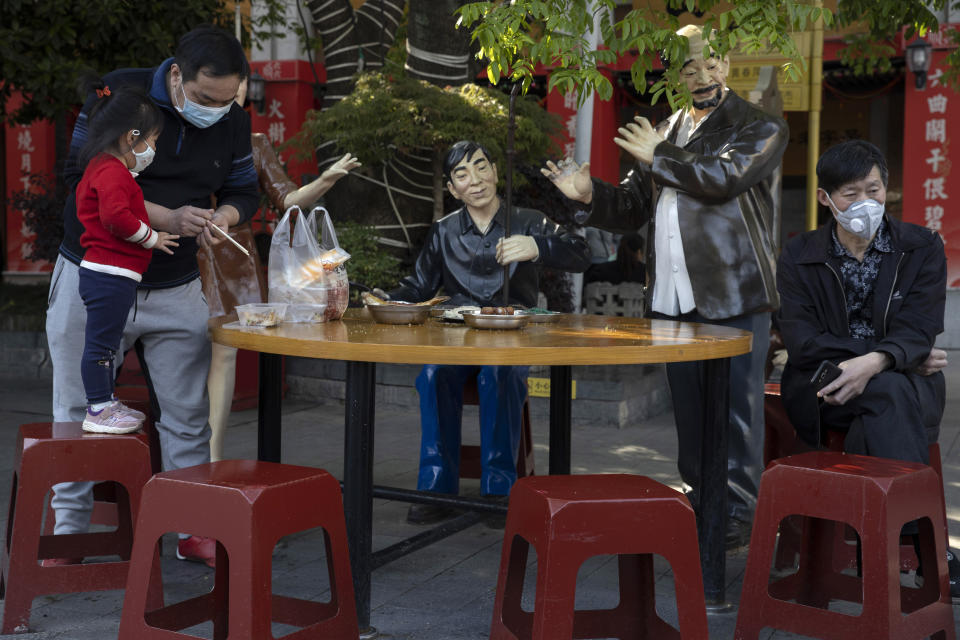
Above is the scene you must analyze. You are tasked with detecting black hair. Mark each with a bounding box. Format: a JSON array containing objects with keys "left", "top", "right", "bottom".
[
  {"left": 616, "top": 233, "right": 645, "bottom": 283},
  {"left": 77, "top": 75, "right": 164, "bottom": 169},
  {"left": 174, "top": 24, "right": 249, "bottom": 82},
  {"left": 443, "top": 140, "right": 494, "bottom": 183},
  {"left": 816, "top": 139, "right": 889, "bottom": 196}
]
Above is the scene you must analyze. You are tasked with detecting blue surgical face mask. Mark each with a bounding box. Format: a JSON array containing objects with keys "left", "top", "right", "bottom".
[
  {"left": 826, "top": 193, "right": 885, "bottom": 240},
  {"left": 175, "top": 78, "right": 230, "bottom": 128}
]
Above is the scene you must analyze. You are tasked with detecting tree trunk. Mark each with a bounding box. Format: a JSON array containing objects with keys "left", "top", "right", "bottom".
[
  {"left": 432, "top": 151, "right": 444, "bottom": 221},
  {"left": 307, "top": 0, "right": 405, "bottom": 110},
  {"left": 405, "top": 0, "right": 476, "bottom": 86},
  {"left": 308, "top": 0, "right": 474, "bottom": 256}
]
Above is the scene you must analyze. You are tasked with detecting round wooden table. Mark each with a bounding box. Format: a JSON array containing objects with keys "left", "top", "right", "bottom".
[{"left": 211, "top": 309, "right": 752, "bottom": 630}]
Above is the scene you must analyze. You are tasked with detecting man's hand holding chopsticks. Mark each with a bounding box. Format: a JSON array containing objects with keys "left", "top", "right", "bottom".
[{"left": 200, "top": 211, "right": 230, "bottom": 248}]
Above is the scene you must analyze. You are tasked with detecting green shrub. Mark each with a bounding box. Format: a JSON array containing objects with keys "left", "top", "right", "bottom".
[{"left": 335, "top": 221, "right": 405, "bottom": 297}]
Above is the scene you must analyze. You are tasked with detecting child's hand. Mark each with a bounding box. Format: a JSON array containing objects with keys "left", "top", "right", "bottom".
[{"left": 155, "top": 232, "right": 180, "bottom": 255}]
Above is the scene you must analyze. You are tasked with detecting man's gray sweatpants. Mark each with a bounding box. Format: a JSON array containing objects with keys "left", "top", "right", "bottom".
[{"left": 46, "top": 256, "right": 212, "bottom": 534}]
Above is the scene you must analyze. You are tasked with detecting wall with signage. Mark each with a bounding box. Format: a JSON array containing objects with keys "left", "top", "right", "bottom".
[
  {"left": 3, "top": 92, "right": 55, "bottom": 278},
  {"left": 902, "top": 49, "right": 960, "bottom": 288}
]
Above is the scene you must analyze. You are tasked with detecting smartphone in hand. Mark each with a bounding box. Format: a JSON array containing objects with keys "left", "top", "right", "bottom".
[{"left": 810, "top": 360, "right": 843, "bottom": 393}]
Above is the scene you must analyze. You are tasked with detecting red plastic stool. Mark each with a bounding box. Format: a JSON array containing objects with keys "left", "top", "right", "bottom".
[
  {"left": 490, "top": 474, "right": 708, "bottom": 640},
  {"left": 770, "top": 427, "right": 945, "bottom": 574},
  {"left": 0, "top": 422, "right": 162, "bottom": 634},
  {"left": 735, "top": 451, "right": 956, "bottom": 640},
  {"left": 118, "top": 460, "right": 358, "bottom": 639},
  {"left": 41, "top": 399, "right": 162, "bottom": 536}
]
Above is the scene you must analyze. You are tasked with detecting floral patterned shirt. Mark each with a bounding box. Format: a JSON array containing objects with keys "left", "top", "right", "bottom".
[{"left": 830, "top": 220, "right": 893, "bottom": 340}]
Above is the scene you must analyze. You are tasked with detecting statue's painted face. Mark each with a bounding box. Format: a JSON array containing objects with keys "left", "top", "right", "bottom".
[
  {"left": 447, "top": 149, "right": 499, "bottom": 212},
  {"left": 680, "top": 55, "right": 729, "bottom": 111}
]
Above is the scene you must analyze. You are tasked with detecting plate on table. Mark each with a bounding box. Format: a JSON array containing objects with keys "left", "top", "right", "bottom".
[
  {"left": 462, "top": 309, "right": 531, "bottom": 330},
  {"left": 434, "top": 305, "right": 481, "bottom": 322},
  {"left": 524, "top": 308, "right": 563, "bottom": 323}
]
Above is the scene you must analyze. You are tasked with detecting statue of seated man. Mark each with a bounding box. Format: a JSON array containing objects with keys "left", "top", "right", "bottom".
[{"left": 381, "top": 140, "right": 591, "bottom": 524}]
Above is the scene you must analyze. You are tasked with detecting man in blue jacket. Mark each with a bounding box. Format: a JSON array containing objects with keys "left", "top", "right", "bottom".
[
  {"left": 777, "top": 139, "right": 956, "bottom": 597},
  {"left": 46, "top": 25, "right": 259, "bottom": 567}
]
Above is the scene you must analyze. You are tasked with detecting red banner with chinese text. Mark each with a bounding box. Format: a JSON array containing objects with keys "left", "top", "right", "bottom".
[
  {"left": 4, "top": 92, "right": 55, "bottom": 274},
  {"left": 902, "top": 50, "right": 960, "bottom": 289},
  {"left": 249, "top": 60, "right": 325, "bottom": 187}
]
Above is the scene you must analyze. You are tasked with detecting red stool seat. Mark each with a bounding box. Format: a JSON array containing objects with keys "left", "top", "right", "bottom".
[
  {"left": 768, "top": 425, "right": 944, "bottom": 574},
  {"left": 41, "top": 399, "right": 162, "bottom": 536},
  {"left": 490, "top": 474, "right": 708, "bottom": 640},
  {"left": 0, "top": 422, "right": 161, "bottom": 634},
  {"left": 735, "top": 451, "right": 956, "bottom": 640},
  {"left": 118, "top": 460, "right": 358, "bottom": 639}
]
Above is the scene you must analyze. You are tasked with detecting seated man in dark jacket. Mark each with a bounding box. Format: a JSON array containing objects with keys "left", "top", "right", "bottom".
[
  {"left": 777, "top": 139, "right": 956, "bottom": 596},
  {"left": 385, "top": 140, "right": 591, "bottom": 524}
]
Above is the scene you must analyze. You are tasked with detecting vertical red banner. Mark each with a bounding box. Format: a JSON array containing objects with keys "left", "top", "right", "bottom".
[
  {"left": 249, "top": 60, "right": 325, "bottom": 187},
  {"left": 902, "top": 49, "right": 960, "bottom": 288},
  {"left": 4, "top": 92, "right": 55, "bottom": 275}
]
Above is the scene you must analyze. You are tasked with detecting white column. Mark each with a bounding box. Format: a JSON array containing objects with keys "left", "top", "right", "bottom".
[
  {"left": 251, "top": 0, "right": 314, "bottom": 62},
  {"left": 569, "top": 2, "right": 605, "bottom": 312}
]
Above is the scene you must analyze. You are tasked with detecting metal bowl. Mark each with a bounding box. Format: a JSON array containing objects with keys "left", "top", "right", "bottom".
[
  {"left": 462, "top": 310, "right": 531, "bottom": 330},
  {"left": 366, "top": 303, "right": 431, "bottom": 325}
]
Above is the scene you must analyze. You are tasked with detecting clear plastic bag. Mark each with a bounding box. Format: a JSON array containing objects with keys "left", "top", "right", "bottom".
[{"left": 268, "top": 206, "right": 350, "bottom": 322}]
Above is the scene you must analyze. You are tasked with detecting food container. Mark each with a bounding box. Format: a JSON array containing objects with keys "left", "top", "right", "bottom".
[
  {"left": 236, "top": 302, "right": 287, "bottom": 327},
  {"left": 285, "top": 303, "right": 330, "bottom": 323},
  {"left": 462, "top": 310, "right": 531, "bottom": 330},
  {"left": 366, "top": 303, "right": 431, "bottom": 325}
]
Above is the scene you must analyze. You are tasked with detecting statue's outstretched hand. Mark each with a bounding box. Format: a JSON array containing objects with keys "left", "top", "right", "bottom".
[
  {"left": 322, "top": 153, "right": 361, "bottom": 182},
  {"left": 614, "top": 116, "right": 664, "bottom": 165},
  {"left": 541, "top": 159, "right": 593, "bottom": 204}
]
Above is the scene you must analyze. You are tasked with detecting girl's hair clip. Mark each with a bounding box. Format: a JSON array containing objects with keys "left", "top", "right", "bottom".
[{"left": 95, "top": 86, "right": 111, "bottom": 98}]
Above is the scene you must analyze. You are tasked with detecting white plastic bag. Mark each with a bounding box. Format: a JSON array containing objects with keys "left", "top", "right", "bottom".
[{"left": 268, "top": 206, "right": 350, "bottom": 322}]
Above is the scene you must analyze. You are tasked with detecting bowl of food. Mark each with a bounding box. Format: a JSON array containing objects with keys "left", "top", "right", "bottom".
[
  {"left": 462, "top": 307, "right": 531, "bottom": 330},
  {"left": 433, "top": 305, "right": 480, "bottom": 322},
  {"left": 366, "top": 302, "right": 432, "bottom": 325},
  {"left": 236, "top": 302, "right": 287, "bottom": 327}
]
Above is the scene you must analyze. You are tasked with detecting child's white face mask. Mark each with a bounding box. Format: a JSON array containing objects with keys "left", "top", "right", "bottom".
[{"left": 130, "top": 131, "right": 156, "bottom": 177}]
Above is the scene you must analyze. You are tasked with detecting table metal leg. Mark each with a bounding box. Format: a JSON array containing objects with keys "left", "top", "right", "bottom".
[
  {"left": 548, "top": 365, "right": 572, "bottom": 475},
  {"left": 700, "top": 356, "right": 732, "bottom": 611},
  {"left": 343, "top": 360, "right": 377, "bottom": 637},
  {"left": 257, "top": 353, "right": 283, "bottom": 463}
]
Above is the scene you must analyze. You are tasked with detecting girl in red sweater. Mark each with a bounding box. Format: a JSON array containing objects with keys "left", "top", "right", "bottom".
[{"left": 76, "top": 81, "right": 179, "bottom": 433}]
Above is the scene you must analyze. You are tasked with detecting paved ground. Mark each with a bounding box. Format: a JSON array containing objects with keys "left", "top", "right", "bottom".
[{"left": 0, "top": 358, "right": 958, "bottom": 639}]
